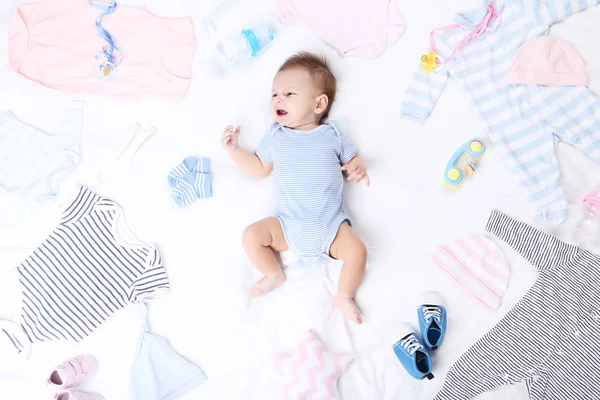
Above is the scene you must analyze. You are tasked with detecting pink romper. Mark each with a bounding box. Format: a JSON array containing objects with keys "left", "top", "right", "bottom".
[{"left": 9, "top": 0, "right": 196, "bottom": 100}]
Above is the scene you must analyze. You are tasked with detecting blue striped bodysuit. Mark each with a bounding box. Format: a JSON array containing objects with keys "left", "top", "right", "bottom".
[{"left": 256, "top": 121, "right": 357, "bottom": 257}]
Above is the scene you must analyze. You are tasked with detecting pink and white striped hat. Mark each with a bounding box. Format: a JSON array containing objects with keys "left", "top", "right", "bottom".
[{"left": 430, "top": 235, "right": 510, "bottom": 311}]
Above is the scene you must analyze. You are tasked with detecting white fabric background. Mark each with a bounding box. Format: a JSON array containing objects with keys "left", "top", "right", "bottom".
[{"left": 0, "top": 0, "right": 599, "bottom": 399}]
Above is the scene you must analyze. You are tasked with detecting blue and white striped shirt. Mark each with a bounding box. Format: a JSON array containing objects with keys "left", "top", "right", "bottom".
[
  {"left": 256, "top": 122, "right": 357, "bottom": 257},
  {"left": 402, "top": 0, "right": 600, "bottom": 224},
  {"left": 6, "top": 187, "right": 169, "bottom": 352}
]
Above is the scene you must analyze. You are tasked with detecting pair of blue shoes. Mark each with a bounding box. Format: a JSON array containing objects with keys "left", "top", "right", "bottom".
[{"left": 390, "top": 292, "right": 447, "bottom": 380}]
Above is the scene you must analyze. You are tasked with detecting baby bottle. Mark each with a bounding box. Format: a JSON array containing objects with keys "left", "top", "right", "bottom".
[
  {"left": 574, "top": 189, "right": 600, "bottom": 245},
  {"left": 217, "top": 26, "right": 274, "bottom": 67}
]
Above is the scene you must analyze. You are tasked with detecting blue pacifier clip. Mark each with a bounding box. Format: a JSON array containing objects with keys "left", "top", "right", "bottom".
[{"left": 89, "top": 0, "right": 121, "bottom": 80}]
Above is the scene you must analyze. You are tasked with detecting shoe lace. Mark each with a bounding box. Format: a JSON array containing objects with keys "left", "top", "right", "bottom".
[
  {"left": 422, "top": 306, "right": 441, "bottom": 324},
  {"left": 401, "top": 334, "right": 423, "bottom": 355}
]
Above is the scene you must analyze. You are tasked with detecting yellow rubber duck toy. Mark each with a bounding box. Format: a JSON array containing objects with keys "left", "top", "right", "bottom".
[{"left": 421, "top": 51, "right": 439, "bottom": 72}]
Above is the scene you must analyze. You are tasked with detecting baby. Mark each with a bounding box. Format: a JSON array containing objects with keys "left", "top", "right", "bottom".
[{"left": 222, "top": 52, "right": 369, "bottom": 324}]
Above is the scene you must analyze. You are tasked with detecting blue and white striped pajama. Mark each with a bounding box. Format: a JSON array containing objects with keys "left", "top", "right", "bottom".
[{"left": 402, "top": 0, "right": 600, "bottom": 224}]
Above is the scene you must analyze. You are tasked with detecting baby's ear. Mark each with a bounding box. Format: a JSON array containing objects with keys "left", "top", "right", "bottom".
[{"left": 314, "top": 94, "right": 329, "bottom": 115}]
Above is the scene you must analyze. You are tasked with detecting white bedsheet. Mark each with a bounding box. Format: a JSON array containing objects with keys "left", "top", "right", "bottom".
[{"left": 1, "top": 0, "right": 600, "bottom": 399}]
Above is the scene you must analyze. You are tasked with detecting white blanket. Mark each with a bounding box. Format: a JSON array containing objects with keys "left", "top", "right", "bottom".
[{"left": 1, "top": 0, "right": 600, "bottom": 399}]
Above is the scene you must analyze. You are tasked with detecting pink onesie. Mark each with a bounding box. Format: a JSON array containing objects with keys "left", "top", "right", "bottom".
[
  {"left": 9, "top": 0, "right": 196, "bottom": 100},
  {"left": 273, "top": 0, "right": 406, "bottom": 60}
]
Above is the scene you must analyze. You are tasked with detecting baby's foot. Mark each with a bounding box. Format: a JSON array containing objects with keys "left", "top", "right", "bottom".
[
  {"left": 334, "top": 295, "right": 363, "bottom": 325},
  {"left": 250, "top": 273, "right": 286, "bottom": 297}
]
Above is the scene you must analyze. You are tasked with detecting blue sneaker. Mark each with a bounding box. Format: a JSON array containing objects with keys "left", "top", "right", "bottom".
[
  {"left": 417, "top": 292, "right": 447, "bottom": 351},
  {"left": 390, "top": 323, "right": 434, "bottom": 380}
]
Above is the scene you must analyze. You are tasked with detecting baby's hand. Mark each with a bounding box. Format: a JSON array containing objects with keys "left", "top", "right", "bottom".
[
  {"left": 342, "top": 156, "right": 370, "bottom": 186},
  {"left": 221, "top": 125, "right": 240, "bottom": 153}
]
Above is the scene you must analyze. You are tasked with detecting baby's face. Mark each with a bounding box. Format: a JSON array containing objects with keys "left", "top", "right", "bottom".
[{"left": 271, "top": 68, "right": 323, "bottom": 128}]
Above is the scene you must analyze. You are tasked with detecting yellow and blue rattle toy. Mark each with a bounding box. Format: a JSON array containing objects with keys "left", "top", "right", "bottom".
[{"left": 444, "top": 139, "right": 486, "bottom": 188}]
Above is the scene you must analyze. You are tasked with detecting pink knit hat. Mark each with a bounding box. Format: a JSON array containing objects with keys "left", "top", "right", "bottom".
[
  {"left": 508, "top": 37, "right": 588, "bottom": 87},
  {"left": 430, "top": 235, "right": 510, "bottom": 311}
]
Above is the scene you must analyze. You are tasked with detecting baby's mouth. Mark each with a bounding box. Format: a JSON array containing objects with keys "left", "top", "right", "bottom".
[{"left": 277, "top": 109, "right": 288, "bottom": 116}]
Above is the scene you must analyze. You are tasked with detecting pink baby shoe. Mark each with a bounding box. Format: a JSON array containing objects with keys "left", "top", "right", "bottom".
[
  {"left": 47, "top": 355, "right": 98, "bottom": 389},
  {"left": 54, "top": 390, "right": 103, "bottom": 400}
]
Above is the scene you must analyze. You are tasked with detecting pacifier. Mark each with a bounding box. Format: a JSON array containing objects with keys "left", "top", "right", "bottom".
[
  {"left": 98, "top": 61, "right": 117, "bottom": 81},
  {"left": 444, "top": 139, "right": 486, "bottom": 188},
  {"left": 90, "top": 0, "right": 121, "bottom": 82},
  {"left": 421, "top": 51, "right": 440, "bottom": 72}
]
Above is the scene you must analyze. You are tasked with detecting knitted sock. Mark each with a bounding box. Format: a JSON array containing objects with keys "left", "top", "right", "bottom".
[
  {"left": 183, "top": 156, "right": 210, "bottom": 174},
  {"left": 183, "top": 171, "right": 212, "bottom": 199},
  {"left": 168, "top": 157, "right": 210, "bottom": 187},
  {"left": 167, "top": 162, "right": 190, "bottom": 188},
  {"left": 171, "top": 172, "right": 212, "bottom": 206},
  {"left": 168, "top": 157, "right": 211, "bottom": 206}
]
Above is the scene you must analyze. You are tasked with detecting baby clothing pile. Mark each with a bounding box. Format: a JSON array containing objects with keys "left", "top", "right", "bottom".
[
  {"left": 1, "top": 0, "right": 600, "bottom": 399},
  {"left": 399, "top": 0, "right": 600, "bottom": 399},
  {"left": 0, "top": 1, "right": 207, "bottom": 399},
  {"left": 403, "top": 0, "right": 600, "bottom": 225}
]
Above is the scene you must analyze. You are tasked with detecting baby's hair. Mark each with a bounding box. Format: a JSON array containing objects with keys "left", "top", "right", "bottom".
[{"left": 278, "top": 52, "right": 337, "bottom": 121}]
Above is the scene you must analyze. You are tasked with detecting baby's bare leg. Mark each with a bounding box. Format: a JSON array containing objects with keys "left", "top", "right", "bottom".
[
  {"left": 329, "top": 222, "right": 367, "bottom": 325},
  {"left": 243, "top": 217, "right": 289, "bottom": 297}
]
